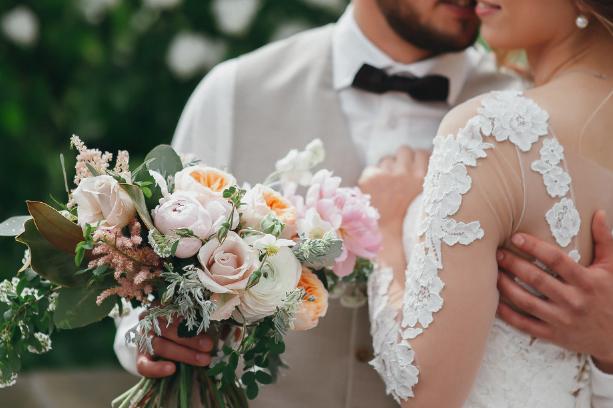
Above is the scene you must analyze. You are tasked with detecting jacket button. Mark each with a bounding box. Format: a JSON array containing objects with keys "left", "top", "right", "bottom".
[{"left": 355, "top": 348, "right": 373, "bottom": 363}]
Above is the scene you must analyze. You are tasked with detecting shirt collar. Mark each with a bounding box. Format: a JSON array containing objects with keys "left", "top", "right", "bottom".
[{"left": 332, "top": 5, "right": 475, "bottom": 105}]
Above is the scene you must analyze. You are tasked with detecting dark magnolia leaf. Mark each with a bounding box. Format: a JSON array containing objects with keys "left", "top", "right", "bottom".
[
  {"left": 119, "top": 183, "right": 155, "bottom": 230},
  {"left": 53, "top": 284, "right": 115, "bottom": 329},
  {"left": 16, "top": 219, "right": 87, "bottom": 287},
  {"left": 144, "top": 144, "right": 183, "bottom": 180},
  {"left": 26, "top": 201, "right": 83, "bottom": 254},
  {"left": 0, "top": 216, "right": 31, "bottom": 237}
]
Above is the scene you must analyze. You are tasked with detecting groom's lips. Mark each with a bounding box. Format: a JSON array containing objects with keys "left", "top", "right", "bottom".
[{"left": 439, "top": 0, "right": 478, "bottom": 19}]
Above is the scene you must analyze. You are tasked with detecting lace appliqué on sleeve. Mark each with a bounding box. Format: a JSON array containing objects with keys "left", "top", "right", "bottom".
[
  {"left": 531, "top": 137, "right": 581, "bottom": 251},
  {"left": 368, "top": 91, "right": 550, "bottom": 403}
]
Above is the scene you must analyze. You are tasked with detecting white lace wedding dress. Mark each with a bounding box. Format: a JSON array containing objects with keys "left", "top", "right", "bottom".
[{"left": 368, "top": 90, "right": 613, "bottom": 407}]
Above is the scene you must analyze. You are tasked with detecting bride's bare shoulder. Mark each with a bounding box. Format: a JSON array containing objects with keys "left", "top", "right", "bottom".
[{"left": 437, "top": 95, "right": 486, "bottom": 136}]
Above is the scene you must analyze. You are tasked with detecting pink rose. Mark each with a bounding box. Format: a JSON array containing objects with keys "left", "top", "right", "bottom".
[{"left": 196, "top": 232, "right": 258, "bottom": 294}]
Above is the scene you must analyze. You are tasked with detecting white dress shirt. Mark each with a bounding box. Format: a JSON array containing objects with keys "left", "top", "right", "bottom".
[{"left": 117, "top": 5, "right": 613, "bottom": 405}]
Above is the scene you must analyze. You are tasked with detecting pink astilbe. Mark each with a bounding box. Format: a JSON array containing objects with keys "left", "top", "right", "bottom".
[
  {"left": 114, "top": 150, "right": 130, "bottom": 177},
  {"left": 90, "top": 220, "right": 162, "bottom": 305},
  {"left": 70, "top": 135, "right": 114, "bottom": 186}
]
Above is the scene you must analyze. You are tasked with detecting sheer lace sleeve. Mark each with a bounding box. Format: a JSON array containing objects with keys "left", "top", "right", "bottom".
[{"left": 368, "top": 91, "right": 542, "bottom": 407}]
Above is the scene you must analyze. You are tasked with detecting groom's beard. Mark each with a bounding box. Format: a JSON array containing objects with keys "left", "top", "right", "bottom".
[{"left": 375, "top": 0, "right": 480, "bottom": 55}]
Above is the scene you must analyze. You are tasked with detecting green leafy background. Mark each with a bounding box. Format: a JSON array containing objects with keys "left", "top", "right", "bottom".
[{"left": 0, "top": 0, "right": 347, "bottom": 373}]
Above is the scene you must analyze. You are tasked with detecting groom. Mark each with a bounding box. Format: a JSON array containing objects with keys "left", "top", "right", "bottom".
[{"left": 115, "top": 0, "right": 613, "bottom": 406}]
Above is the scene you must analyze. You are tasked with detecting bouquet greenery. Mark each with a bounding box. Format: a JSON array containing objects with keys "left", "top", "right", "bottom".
[{"left": 0, "top": 136, "right": 381, "bottom": 407}]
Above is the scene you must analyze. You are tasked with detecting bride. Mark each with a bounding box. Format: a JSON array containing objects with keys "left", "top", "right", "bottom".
[{"left": 360, "top": 0, "right": 613, "bottom": 406}]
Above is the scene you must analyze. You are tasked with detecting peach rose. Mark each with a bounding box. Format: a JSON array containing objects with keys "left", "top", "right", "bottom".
[
  {"left": 241, "top": 184, "right": 297, "bottom": 238},
  {"left": 293, "top": 268, "right": 329, "bottom": 331},
  {"left": 174, "top": 165, "right": 236, "bottom": 202}
]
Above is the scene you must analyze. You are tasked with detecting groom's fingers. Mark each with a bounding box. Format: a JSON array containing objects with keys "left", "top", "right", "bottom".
[
  {"left": 496, "top": 303, "right": 554, "bottom": 341},
  {"left": 412, "top": 150, "right": 430, "bottom": 179},
  {"left": 136, "top": 354, "right": 176, "bottom": 378},
  {"left": 151, "top": 337, "right": 212, "bottom": 367},
  {"left": 496, "top": 273, "right": 561, "bottom": 324},
  {"left": 510, "top": 233, "right": 587, "bottom": 289},
  {"left": 157, "top": 320, "right": 214, "bottom": 353},
  {"left": 496, "top": 249, "right": 568, "bottom": 304},
  {"left": 395, "top": 146, "right": 414, "bottom": 170}
]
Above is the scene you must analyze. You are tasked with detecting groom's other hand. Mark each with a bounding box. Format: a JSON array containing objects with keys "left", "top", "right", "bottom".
[
  {"left": 496, "top": 210, "right": 613, "bottom": 373},
  {"left": 359, "top": 147, "right": 430, "bottom": 229},
  {"left": 136, "top": 317, "right": 214, "bottom": 378}
]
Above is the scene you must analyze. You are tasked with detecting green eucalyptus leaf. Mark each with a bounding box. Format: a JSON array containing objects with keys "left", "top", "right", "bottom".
[
  {"left": 119, "top": 183, "right": 155, "bottom": 230},
  {"left": 53, "top": 285, "right": 115, "bottom": 329},
  {"left": 144, "top": 145, "right": 183, "bottom": 180},
  {"left": 26, "top": 201, "right": 83, "bottom": 254},
  {"left": 16, "top": 219, "right": 86, "bottom": 287}
]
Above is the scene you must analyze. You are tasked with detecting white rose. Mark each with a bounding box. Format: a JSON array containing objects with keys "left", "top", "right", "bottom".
[
  {"left": 72, "top": 175, "right": 136, "bottom": 229},
  {"left": 174, "top": 165, "right": 237, "bottom": 202},
  {"left": 237, "top": 246, "right": 301, "bottom": 323},
  {"left": 153, "top": 192, "right": 215, "bottom": 258},
  {"left": 197, "top": 232, "right": 258, "bottom": 294}
]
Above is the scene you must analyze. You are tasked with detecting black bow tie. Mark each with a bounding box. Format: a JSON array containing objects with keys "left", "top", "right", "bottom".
[{"left": 352, "top": 64, "right": 450, "bottom": 102}]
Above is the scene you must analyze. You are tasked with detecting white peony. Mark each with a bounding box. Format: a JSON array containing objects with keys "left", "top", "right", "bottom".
[
  {"left": 1, "top": 6, "right": 39, "bottom": 47},
  {"left": 72, "top": 175, "right": 136, "bottom": 230},
  {"left": 237, "top": 246, "right": 302, "bottom": 323},
  {"left": 212, "top": 0, "right": 260, "bottom": 35},
  {"left": 166, "top": 33, "right": 226, "bottom": 79}
]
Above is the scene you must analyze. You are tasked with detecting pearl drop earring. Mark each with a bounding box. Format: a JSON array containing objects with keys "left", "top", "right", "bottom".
[{"left": 576, "top": 14, "right": 589, "bottom": 29}]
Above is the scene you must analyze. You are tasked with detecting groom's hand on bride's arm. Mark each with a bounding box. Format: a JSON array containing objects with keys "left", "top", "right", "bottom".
[
  {"left": 496, "top": 210, "right": 613, "bottom": 373},
  {"left": 358, "top": 147, "right": 430, "bottom": 230},
  {"left": 136, "top": 317, "right": 214, "bottom": 378}
]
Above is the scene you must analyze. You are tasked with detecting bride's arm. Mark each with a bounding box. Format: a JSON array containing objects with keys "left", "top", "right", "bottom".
[{"left": 363, "top": 101, "right": 524, "bottom": 407}]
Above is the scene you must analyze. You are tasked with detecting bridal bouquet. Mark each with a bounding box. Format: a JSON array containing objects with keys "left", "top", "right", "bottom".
[{"left": 0, "top": 136, "right": 381, "bottom": 407}]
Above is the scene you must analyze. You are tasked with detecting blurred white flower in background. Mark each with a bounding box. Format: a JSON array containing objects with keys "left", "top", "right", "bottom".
[
  {"left": 303, "top": 0, "right": 346, "bottom": 11},
  {"left": 166, "top": 32, "right": 226, "bottom": 79},
  {"left": 1, "top": 6, "right": 39, "bottom": 47},
  {"left": 143, "top": 0, "right": 182, "bottom": 10},
  {"left": 271, "top": 21, "right": 312, "bottom": 42},
  {"left": 79, "top": 0, "right": 119, "bottom": 24},
  {"left": 212, "top": 0, "right": 260, "bottom": 35}
]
